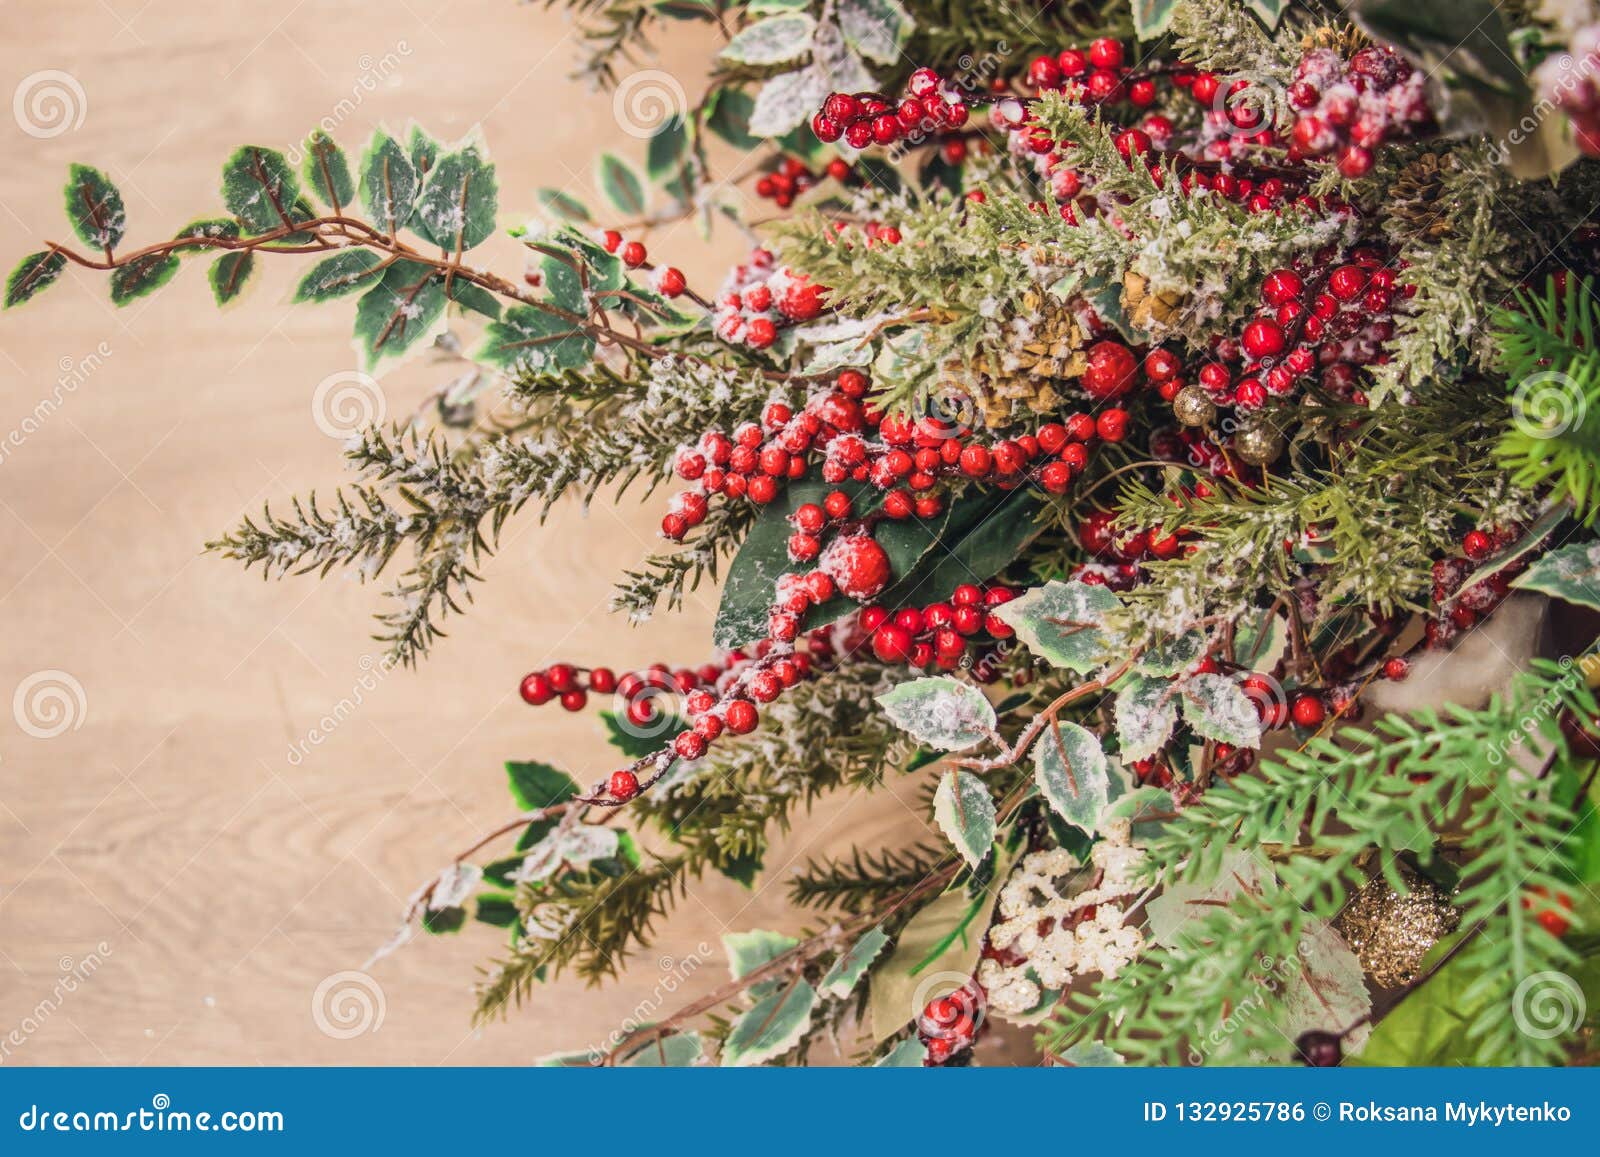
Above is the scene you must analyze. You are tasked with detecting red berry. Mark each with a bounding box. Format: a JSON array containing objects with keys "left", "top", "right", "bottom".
[
  {"left": 620, "top": 241, "right": 647, "bottom": 268},
  {"left": 608, "top": 769, "right": 640, "bottom": 800},
  {"left": 674, "top": 730, "right": 708, "bottom": 760},
  {"left": 748, "top": 474, "right": 778, "bottom": 504},
  {"left": 746, "top": 317, "right": 777, "bottom": 349},
  {"left": 1065, "top": 413, "right": 1096, "bottom": 442},
  {"left": 588, "top": 667, "right": 617, "bottom": 694},
  {"left": 820, "top": 533, "right": 893, "bottom": 600},
  {"left": 812, "top": 113, "right": 842, "bottom": 142},
  {"left": 788, "top": 532, "right": 821, "bottom": 562},
  {"left": 559, "top": 688, "right": 588, "bottom": 712},
  {"left": 1144, "top": 348, "right": 1182, "bottom": 381},
  {"left": 1291, "top": 694, "right": 1326, "bottom": 728},
  {"left": 1463, "top": 529, "right": 1493, "bottom": 561},
  {"left": 883, "top": 489, "right": 914, "bottom": 519},
  {"left": 1088, "top": 37, "right": 1123, "bottom": 70},
  {"left": 1328, "top": 265, "right": 1367, "bottom": 301},
  {"left": 519, "top": 672, "right": 553, "bottom": 705},
  {"left": 658, "top": 267, "right": 686, "bottom": 297},
  {"left": 1241, "top": 318, "right": 1286, "bottom": 360},
  {"left": 547, "top": 663, "right": 578, "bottom": 692},
  {"left": 1383, "top": 657, "right": 1410, "bottom": 681},
  {"left": 837, "top": 369, "right": 868, "bottom": 398},
  {"left": 872, "top": 623, "right": 915, "bottom": 663},
  {"left": 1082, "top": 341, "right": 1137, "bottom": 399},
  {"left": 601, "top": 230, "right": 622, "bottom": 253},
  {"left": 1040, "top": 460, "right": 1072, "bottom": 493},
  {"left": 723, "top": 699, "right": 759, "bottom": 734},
  {"left": 1029, "top": 55, "right": 1061, "bottom": 89},
  {"left": 1096, "top": 408, "right": 1129, "bottom": 442},
  {"left": 823, "top": 490, "right": 853, "bottom": 519},
  {"left": 748, "top": 669, "right": 781, "bottom": 702},
  {"left": 1057, "top": 49, "right": 1087, "bottom": 78},
  {"left": 959, "top": 443, "right": 993, "bottom": 478}
]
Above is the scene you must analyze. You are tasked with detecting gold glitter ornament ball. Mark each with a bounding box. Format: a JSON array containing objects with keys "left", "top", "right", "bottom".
[
  {"left": 1334, "top": 869, "right": 1461, "bottom": 988},
  {"left": 1233, "top": 423, "right": 1286, "bottom": 466},
  {"left": 1173, "top": 385, "right": 1216, "bottom": 427}
]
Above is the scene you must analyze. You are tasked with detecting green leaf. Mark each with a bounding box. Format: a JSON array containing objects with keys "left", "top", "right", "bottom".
[
  {"left": 932, "top": 769, "right": 996, "bottom": 868},
  {"left": 352, "top": 260, "right": 446, "bottom": 367},
  {"left": 876, "top": 489, "right": 1044, "bottom": 608},
  {"left": 1179, "top": 672, "right": 1263, "bottom": 748},
  {"left": 63, "top": 164, "right": 126, "bottom": 251},
  {"left": 598, "top": 709, "right": 688, "bottom": 758},
  {"left": 1114, "top": 674, "right": 1178, "bottom": 762},
  {"left": 873, "top": 1036, "right": 928, "bottom": 1066},
  {"left": 408, "top": 125, "right": 440, "bottom": 174},
  {"left": 1033, "top": 719, "right": 1115, "bottom": 836},
  {"left": 878, "top": 676, "right": 996, "bottom": 752},
  {"left": 1232, "top": 607, "right": 1287, "bottom": 670},
  {"left": 1130, "top": 0, "right": 1179, "bottom": 38},
  {"left": 4, "top": 250, "right": 66, "bottom": 308},
  {"left": 723, "top": 929, "right": 798, "bottom": 994},
  {"left": 477, "top": 303, "right": 595, "bottom": 376},
  {"left": 505, "top": 760, "right": 581, "bottom": 811},
  {"left": 293, "top": 250, "right": 387, "bottom": 302},
  {"left": 646, "top": 116, "right": 691, "bottom": 182},
  {"left": 838, "top": 0, "right": 913, "bottom": 65},
  {"left": 620, "top": 1032, "right": 704, "bottom": 1066},
  {"left": 1514, "top": 539, "right": 1600, "bottom": 611},
  {"left": 302, "top": 130, "right": 354, "bottom": 209},
  {"left": 208, "top": 251, "right": 255, "bottom": 305},
  {"left": 719, "top": 13, "right": 817, "bottom": 65},
  {"left": 421, "top": 906, "right": 466, "bottom": 935},
  {"left": 748, "top": 65, "right": 829, "bottom": 138},
  {"left": 536, "top": 187, "right": 591, "bottom": 223},
  {"left": 1350, "top": 0, "right": 1527, "bottom": 99},
  {"left": 108, "top": 253, "right": 179, "bottom": 305},
  {"left": 414, "top": 146, "right": 498, "bottom": 252},
  {"left": 716, "top": 847, "right": 764, "bottom": 889},
  {"left": 359, "top": 130, "right": 420, "bottom": 234},
  {"left": 445, "top": 278, "right": 501, "bottom": 320},
  {"left": 533, "top": 249, "right": 587, "bottom": 313},
  {"left": 1242, "top": 0, "right": 1287, "bottom": 30},
  {"left": 721, "top": 981, "right": 816, "bottom": 1066},
  {"left": 472, "top": 893, "right": 519, "bottom": 928},
  {"left": 173, "top": 217, "right": 241, "bottom": 254},
  {"left": 1135, "top": 632, "right": 1204, "bottom": 677},
  {"left": 706, "top": 90, "right": 762, "bottom": 151},
  {"left": 596, "top": 153, "right": 646, "bottom": 218},
  {"left": 991, "top": 579, "right": 1120, "bottom": 674},
  {"left": 220, "top": 146, "right": 302, "bottom": 233},
  {"left": 819, "top": 927, "right": 890, "bottom": 999}
]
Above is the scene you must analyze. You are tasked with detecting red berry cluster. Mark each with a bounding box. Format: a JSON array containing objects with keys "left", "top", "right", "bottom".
[
  {"left": 597, "top": 230, "right": 688, "bottom": 297},
  {"left": 811, "top": 68, "right": 972, "bottom": 149},
  {"left": 916, "top": 980, "right": 983, "bottom": 1065},
  {"left": 854, "top": 583, "right": 1019, "bottom": 671},
  {"left": 1072, "top": 508, "right": 1195, "bottom": 591},
  {"left": 1424, "top": 522, "right": 1526, "bottom": 647},
  {"left": 753, "top": 156, "right": 853, "bottom": 208},
  {"left": 1288, "top": 45, "right": 1433, "bottom": 177},
  {"left": 712, "top": 248, "right": 827, "bottom": 350},
  {"left": 662, "top": 369, "right": 1121, "bottom": 541},
  {"left": 1025, "top": 37, "right": 1138, "bottom": 103}
]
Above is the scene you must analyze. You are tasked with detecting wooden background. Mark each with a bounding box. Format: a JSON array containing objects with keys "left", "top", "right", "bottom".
[{"left": 0, "top": 0, "right": 935, "bottom": 1064}]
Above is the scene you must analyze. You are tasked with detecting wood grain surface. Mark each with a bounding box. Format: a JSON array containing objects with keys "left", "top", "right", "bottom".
[{"left": 0, "top": 0, "right": 940, "bottom": 1064}]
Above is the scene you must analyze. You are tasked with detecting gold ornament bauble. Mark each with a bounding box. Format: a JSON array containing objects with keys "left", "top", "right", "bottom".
[
  {"left": 1173, "top": 385, "right": 1216, "bottom": 427},
  {"left": 1233, "top": 423, "right": 1286, "bottom": 466},
  {"left": 1334, "top": 867, "right": 1460, "bottom": 989}
]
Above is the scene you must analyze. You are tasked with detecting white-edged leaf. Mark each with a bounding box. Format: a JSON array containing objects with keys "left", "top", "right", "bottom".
[
  {"left": 596, "top": 153, "right": 646, "bottom": 217},
  {"left": 621, "top": 1031, "right": 704, "bottom": 1066},
  {"left": 873, "top": 1037, "right": 928, "bottom": 1066},
  {"left": 721, "top": 981, "right": 816, "bottom": 1066},
  {"left": 719, "top": 13, "right": 817, "bottom": 65},
  {"left": 1233, "top": 608, "right": 1288, "bottom": 671},
  {"left": 1057, "top": 1040, "right": 1126, "bottom": 1066},
  {"left": 838, "top": 0, "right": 914, "bottom": 64},
  {"left": 1135, "top": 632, "right": 1205, "bottom": 677},
  {"left": 723, "top": 929, "right": 798, "bottom": 986},
  {"left": 1180, "top": 672, "right": 1263, "bottom": 748},
  {"left": 1514, "top": 539, "right": 1600, "bottom": 610},
  {"left": 877, "top": 675, "right": 996, "bottom": 751},
  {"left": 990, "top": 580, "right": 1121, "bottom": 673},
  {"left": 1272, "top": 919, "right": 1372, "bottom": 1060},
  {"left": 1145, "top": 851, "right": 1269, "bottom": 949},
  {"left": 1032, "top": 719, "right": 1115, "bottom": 835},
  {"left": 747, "top": 65, "right": 830, "bottom": 137},
  {"left": 293, "top": 249, "right": 386, "bottom": 301},
  {"left": 1113, "top": 675, "right": 1178, "bottom": 761},
  {"left": 818, "top": 926, "right": 889, "bottom": 999},
  {"left": 1131, "top": 0, "right": 1180, "bottom": 38},
  {"left": 932, "top": 769, "right": 995, "bottom": 868}
]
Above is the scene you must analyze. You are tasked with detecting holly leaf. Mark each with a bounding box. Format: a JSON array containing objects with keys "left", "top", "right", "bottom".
[
  {"left": 108, "top": 253, "right": 179, "bottom": 305},
  {"left": 353, "top": 260, "right": 446, "bottom": 367},
  {"left": 208, "top": 251, "right": 255, "bottom": 305},
  {"left": 720, "top": 981, "right": 816, "bottom": 1066},
  {"left": 1179, "top": 672, "right": 1263, "bottom": 748},
  {"left": 620, "top": 1032, "right": 704, "bottom": 1066},
  {"left": 748, "top": 65, "right": 829, "bottom": 137},
  {"left": 838, "top": 0, "right": 913, "bottom": 65},
  {"left": 645, "top": 116, "right": 691, "bottom": 182},
  {"left": 818, "top": 926, "right": 889, "bottom": 999},
  {"left": 990, "top": 580, "right": 1120, "bottom": 674},
  {"left": 873, "top": 1037, "right": 928, "bottom": 1066},
  {"left": 878, "top": 676, "right": 996, "bottom": 752},
  {"left": 706, "top": 89, "right": 763, "bottom": 150},
  {"left": 4, "top": 250, "right": 66, "bottom": 308},
  {"left": 294, "top": 250, "right": 387, "bottom": 302},
  {"left": 221, "top": 146, "right": 302, "bottom": 234},
  {"left": 719, "top": 13, "right": 817, "bottom": 65},
  {"left": 359, "top": 130, "right": 420, "bottom": 234},
  {"left": 477, "top": 303, "right": 594, "bottom": 375},
  {"left": 535, "top": 187, "right": 591, "bottom": 223},
  {"left": 1032, "top": 719, "right": 1116, "bottom": 836},
  {"left": 1135, "top": 632, "right": 1205, "bottom": 678},
  {"left": 932, "top": 769, "right": 996, "bottom": 869},
  {"left": 1131, "top": 0, "right": 1180, "bottom": 38},
  {"left": 1114, "top": 674, "right": 1178, "bottom": 762},
  {"left": 302, "top": 130, "right": 354, "bottom": 210},
  {"left": 723, "top": 929, "right": 798, "bottom": 997},
  {"left": 1514, "top": 539, "right": 1600, "bottom": 611},
  {"left": 1232, "top": 607, "right": 1287, "bottom": 670},
  {"left": 876, "top": 489, "right": 1044, "bottom": 608},
  {"left": 596, "top": 153, "right": 646, "bottom": 218},
  {"left": 414, "top": 145, "right": 498, "bottom": 252},
  {"left": 63, "top": 164, "right": 126, "bottom": 251},
  {"left": 1242, "top": 0, "right": 1287, "bottom": 30}
]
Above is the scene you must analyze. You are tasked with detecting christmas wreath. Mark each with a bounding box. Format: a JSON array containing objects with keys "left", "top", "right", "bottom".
[{"left": 10, "top": 0, "right": 1600, "bottom": 1067}]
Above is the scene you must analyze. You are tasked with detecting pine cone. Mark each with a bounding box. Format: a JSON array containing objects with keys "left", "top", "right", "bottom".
[
  {"left": 958, "top": 289, "right": 1089, "bottom": 426},
  {"left": 1302, "top": 23, "right": 1368, "bottom": 54},
  {"left": 1390, "top": 152, "right": 1459, "bottom": 239},
  {"left": 1123, "top": 270, "right": 1186, "bottom": 332}
]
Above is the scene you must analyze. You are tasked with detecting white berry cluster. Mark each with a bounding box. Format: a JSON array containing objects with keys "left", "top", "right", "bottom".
[{"left": 978, "top": 820, "right": 1147, "bottom": 1018}]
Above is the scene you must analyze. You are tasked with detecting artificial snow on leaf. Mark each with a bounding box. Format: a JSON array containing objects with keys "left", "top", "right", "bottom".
[
  {"left": 109, "top": 253, "right": 179, "bottom": 305},
  {"left": 1513, "top": 538, "right": 1600, "bottom": 610},
  {"left": 1145, "top": 851, "right": 1268, "bottom": 950},
  {"left": 818, "top": 926, "right": 889, "bottom": 999},
  {"left": 359, "top": 130, "right": 419, "bottom": 233},
  {"left": 429, "top": 862, "right": 483, "bottom": 910},
  {"left": 1179, "top": 672, "right": 1263, "bottom": 748},
  {"left": 719, "top": 13, "right": 817, "bottom": 66},
  {"left": 302, "top": 130, "right": 355, "bottom": 210},
  {"left": 1134, "top": 632, "right": 1205, "bottom": 677},
  {"left": 620, "top": 1032, "right": 704, "bottom": 1066},
  {"left": 477, "top": 303, "right": 593, "bottom": 375},
  {"left": 1032, "top": 719, "right": 1116, "bottom": 836},
  {"left": 413, "top": 145, "right": 498, "bottom": 252},
  {"left": 990, "top": 580, "right": 1120, "bottom": 673},
  {"left": 1113, "top": 675, "right": 1178, "bottom": 762},
  {"left": 220, "top": 147, "right": 301, "bottom": 234},
  {"left": 720, "top": 981, "right": 817, "bottom": 1066},
  {"left": 64, "top": 164, "right": 126, "bottom": 250},
  {"left": 5, "top": 250, "right": 67, "bottom": 308},
  {"left": 747, "top": 65, "right": 830, "bottom": 137},
  {"left": 878, "top": 676, "right": 997, "bottom": 752},
  {"left": 511, "top": 824, "right": 621, "bottom": 884},
  {"left": 353, "top": 260, "right": 447, "bottom": 367},
  {"left": 293, "top": 250, "right": 386, "bottom": 301},
  {"left": 932, "top": 769, "right": 996, "bottom": 868},
  {"left": 837, "top": 0, "right": 914, "bottom": 65}
]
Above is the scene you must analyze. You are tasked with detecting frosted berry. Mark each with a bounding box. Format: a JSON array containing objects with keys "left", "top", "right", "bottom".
[
  {"left": 658, "top": 267, "right": 687, "bottom": 297},
  {"left": 1463, "top": 529, "right": 1493, "bottom": 560},
  {"left": 674, "top": 731, "right": 707, "bottom": 761},
  {"left": 1082, "top": 341, "right": 1137, "bottom": 399},
  {"left": 820, "top": 533, "right": 893, "bottom": 601},
  {"left": 609, "top": 769, "right": 640, "bottom": 801},
  {"left": 724, "top": 699, "right": 759, "bottom": 734}
]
